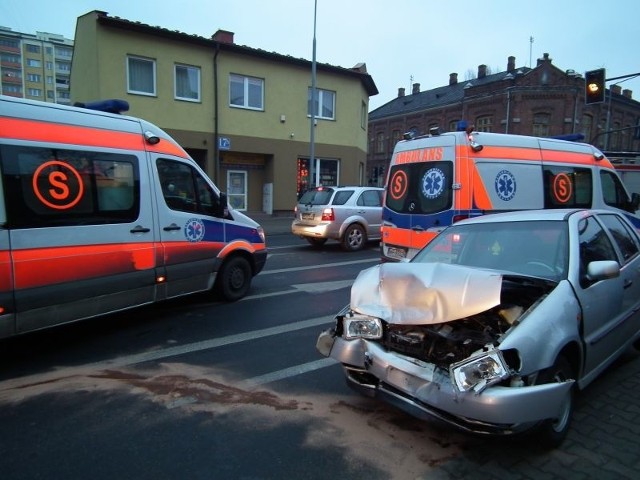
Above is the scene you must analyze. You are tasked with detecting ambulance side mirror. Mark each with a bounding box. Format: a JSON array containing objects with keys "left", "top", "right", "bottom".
[{"left": 217, "top": 192, "right": 229, "bottom": 218}]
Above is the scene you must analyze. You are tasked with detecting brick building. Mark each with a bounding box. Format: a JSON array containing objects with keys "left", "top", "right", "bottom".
[{"left": 367, "top": 53, "right": 640, "bottom": 186}]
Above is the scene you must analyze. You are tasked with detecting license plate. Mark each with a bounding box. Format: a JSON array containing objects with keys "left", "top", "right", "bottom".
[
  {"left": 302, "top": 212, "right": 314, "bottom": 220},
  {"left": 387, "top": 247, "right": 407, "bottom": 259}
]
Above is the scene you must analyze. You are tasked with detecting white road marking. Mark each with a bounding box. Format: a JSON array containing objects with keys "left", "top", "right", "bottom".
[
  {"left": 0, "top": 316, "right": 336, "bottom": 391},
  {"left": 242, "top": 358, "right": 337, "bottom": 387},
  {"left": 260, "top": 258, "right": 378, "bottom": 275}
]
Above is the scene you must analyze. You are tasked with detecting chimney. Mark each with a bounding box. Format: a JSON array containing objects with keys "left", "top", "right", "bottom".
[
  {"left": 213, "top": 29, "right": 234, "bottom": 44},
  {"left": 623, "top": 89, "right": 633, "bottom": 99},
  {"left": 537, "top": 52, "right": 552, "bottom": 66},
  {"left": 507, "top": 56, "right": 515, "bottom": 72},
  {"left": 398, "top": 87, "right": 405, "bottom": 97},
  {"left": 449, "top": 72, "right": 458, "bottom": 85},
  {"left": 478, "top": 64, "right": 487, "bottom": 79},
  {"left": 412, "top": 83, "right": 420, "bottom": 94},
  {"left": 611, "top": 85, "right": 622, "bottom": 95}
]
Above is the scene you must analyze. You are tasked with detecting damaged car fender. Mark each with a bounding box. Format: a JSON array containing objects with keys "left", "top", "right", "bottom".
[{"left": 498, "top": 280, "right": 584, "bottom": 377}]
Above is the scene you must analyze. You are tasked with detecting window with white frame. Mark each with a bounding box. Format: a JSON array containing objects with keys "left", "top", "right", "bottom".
[
  {"left": 229, "top": 74, "right": 264, "bottom": 110},
  {"left": 127, "top": 56, "right": 156, "bottom": 96},
  {"left": 308, "top": 88, "right": 335, "bottom": 120},
  {"left": 532, "top": 113, "right": 550, "bottom": 137},
  {"left": 476, "top": 115, "right": 493, "bottom": 132},
  {"left": 175, "top": 64, "right": 201, "bottom": 101},
  {"left": 26, "top": 59, "right": 41, "bottom": 68}
]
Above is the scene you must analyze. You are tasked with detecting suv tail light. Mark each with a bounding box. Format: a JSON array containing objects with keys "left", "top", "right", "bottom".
[{"left": 321, "top": 208, "right": 335, "bottom": 221}]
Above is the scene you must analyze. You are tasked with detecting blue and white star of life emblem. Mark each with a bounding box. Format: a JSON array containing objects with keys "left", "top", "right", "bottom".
[
  {"left": 421, "top": 167, "right": 446, "bottom": 199},
  {"left": 185, "top": 218, "right": 205, "bottom": 242},
  {"left": 495, "top": 170, "right": 516, "bottom": 201}
]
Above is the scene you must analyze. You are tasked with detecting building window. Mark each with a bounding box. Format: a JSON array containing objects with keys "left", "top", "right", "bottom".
[
  {"left": 476, "top": 116, "right": 493, "bottom": 132},
  {"left": 0, "top": 38, "right": 19, "bottom": 49},
  {"left": 308, "top": 88, "right": 335, "bottom": 120},
  {"left": 582, "top": 114, "right": 593, "bottom": 143},
  {"left": 610, "top": 121, "right": 621, "bottom": 150},
  {"left": 45, "top": 47, "right": 53, "bottom": 55},
  {"left": 376, "top": 132, "right": 385, "bottom": 153},
  {"left": 26, "top": 44, "right": 41, "bottom": 54},
  {"left": 532, "top": 113, "right": 550, "bottom": 137},
  {"left": 46, "top": 61, "right": 53, "bottom": 70},
  {"left": 127, "top": 56, "right": 156, "bottom": 96},
  {"left": 175, "top": 64, "right": 200, "bottom": 102},
  {"left": 27, "top": 74, "right": 41, "bottom": 83},
  {"left": 449, "top": 120, "right": 460, "bottom": 131},
  {"left": 27, "top": 88, "right": 41, "bottom": 97},
  {"left": 229, "top": 74, "right": 264, "bottom": 110},
  {"left": 26, "top": 59, "right": 41, "bottom": 68},
  {"left": 57, "top": 63, "right": 71, "bottom": 72},
  {"left": 391, "top": 130, "right": 401, "bottom": 147},
  {"left": 361, "top": 101, "right": 367, "bottom": 129}
]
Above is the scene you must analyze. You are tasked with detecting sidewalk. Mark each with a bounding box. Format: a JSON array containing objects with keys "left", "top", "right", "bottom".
[{"left": 246, "top": 211, "right": 294, "bottom": 236}]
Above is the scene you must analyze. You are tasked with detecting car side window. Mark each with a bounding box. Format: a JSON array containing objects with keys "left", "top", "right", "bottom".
[
  {"left": 357, "top": 190, "right": 382, "bottom": 207},
  {"left": 332, "top": 190, "right": 354, "bottom": 205},
  {"left": 600, "top": 170, "right": 630, "bottom": 210},
  {"left": 598, "top": 214, "right": 640, "bottom": 263}
]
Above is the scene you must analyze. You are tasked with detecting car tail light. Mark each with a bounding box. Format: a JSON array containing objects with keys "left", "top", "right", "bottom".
[
  {"left": 452, "top": 214, "right": 470, "bottom": 223},
  {"left": 321, "top": 208, "right": 335, "bottom": 221}
]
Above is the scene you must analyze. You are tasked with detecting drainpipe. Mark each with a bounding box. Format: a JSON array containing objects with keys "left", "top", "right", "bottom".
[
  {"left": 213, "top": 43, "right": 220, "bottom": 183},
  {"left": 505, "top": 88, "right": 511, "bottom": 134}
]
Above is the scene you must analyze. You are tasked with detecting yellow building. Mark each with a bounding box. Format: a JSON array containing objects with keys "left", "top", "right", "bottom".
[
  {"left": 0, "top": 26, "right": 73, "bottom": 104},
  {"left": 71, "top": 11, "right": 378, "bottom": 214}
]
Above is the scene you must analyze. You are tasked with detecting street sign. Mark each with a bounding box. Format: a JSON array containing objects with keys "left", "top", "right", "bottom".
[{"left": 218, "top": 137, "right": 230, "bottom": 150}]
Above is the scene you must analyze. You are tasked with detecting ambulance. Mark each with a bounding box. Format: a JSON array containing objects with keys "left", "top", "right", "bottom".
[
  {"left": 381, "top": 128, "right": 640, "bottom": 261},
  {"left": 0, "top": 96, "right": 267, "bottom": 339}
]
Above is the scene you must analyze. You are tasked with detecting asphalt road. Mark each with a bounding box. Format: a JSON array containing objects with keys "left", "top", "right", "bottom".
[{"left": 0, "top": 231, "right": 639, "bottom": 480}]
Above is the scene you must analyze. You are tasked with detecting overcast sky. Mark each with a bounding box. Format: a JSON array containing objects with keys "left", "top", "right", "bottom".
[{"left": 3, "top": 0, "right": 639, "bottom": 111}]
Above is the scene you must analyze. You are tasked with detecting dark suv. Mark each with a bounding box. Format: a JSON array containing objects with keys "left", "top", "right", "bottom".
[{"left": 292, "top": 186, "right": 384, "bottom": 251}]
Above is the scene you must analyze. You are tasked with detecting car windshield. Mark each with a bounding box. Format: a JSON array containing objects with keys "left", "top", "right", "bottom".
[
  {"left": 299, "top": 188, "right": 334, "bottom": 205},
  {"left": 412, "top": 220, "right": 569, "bottom": 281}
]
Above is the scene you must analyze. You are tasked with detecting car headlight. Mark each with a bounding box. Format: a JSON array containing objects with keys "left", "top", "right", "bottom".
[
  {"left": 450, "top": 350, "right": 510, "bottom": 393},
  {"left": 343, "top": 314, "right": 383, "bottom": 340}
]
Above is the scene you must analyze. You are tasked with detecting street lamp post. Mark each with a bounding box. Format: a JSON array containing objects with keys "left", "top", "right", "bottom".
[{"left": 309, "top": 0, "right": 318, "bottom": 187}]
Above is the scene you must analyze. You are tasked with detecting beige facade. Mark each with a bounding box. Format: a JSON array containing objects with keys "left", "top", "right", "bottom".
[
  {"left": 0, "top": 26, "right": 73, "bottom": 104},
  {"left": 71, "top": 11, "right": 377, "bottom": 214}
]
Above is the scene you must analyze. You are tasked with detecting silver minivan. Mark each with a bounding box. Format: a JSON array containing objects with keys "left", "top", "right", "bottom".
[{"left": 292, "top": 186, "right": 384, "bottom": 251}]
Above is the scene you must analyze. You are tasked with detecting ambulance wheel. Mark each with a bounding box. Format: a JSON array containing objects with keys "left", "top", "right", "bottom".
[
  {"left": 342, "top": 224, "right": 366, "bottom": 251},
  {"left": 217, "top": 256, "right": 252, "bottom": 301}
]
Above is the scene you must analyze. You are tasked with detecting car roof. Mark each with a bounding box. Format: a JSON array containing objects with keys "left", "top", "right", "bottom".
[{"left": 453, "top": 209, "right": 590, "bottom": 226}]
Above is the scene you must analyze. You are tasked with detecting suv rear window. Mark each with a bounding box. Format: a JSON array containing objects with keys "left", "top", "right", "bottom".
[{"left": 299, "top": 188, "right": 334, "bottom": 205}]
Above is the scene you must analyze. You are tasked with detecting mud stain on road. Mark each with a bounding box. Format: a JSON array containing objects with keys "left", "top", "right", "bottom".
[{"left": 0, "top": 362, "right": 464, "bottom": 479}]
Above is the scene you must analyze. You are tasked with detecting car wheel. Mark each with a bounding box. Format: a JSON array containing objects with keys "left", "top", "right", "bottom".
[
  {"left": 216, "top": 256, "right": 252, "bottom": 302},
  {"left": 532, "top": 355, "right": 574, "bottom": 448},
  {"left": 342, "top": 224, "right": 366, "bottom": 251},
  {"left": 306, "top": 237, "right": 328, "bottom": 248}
]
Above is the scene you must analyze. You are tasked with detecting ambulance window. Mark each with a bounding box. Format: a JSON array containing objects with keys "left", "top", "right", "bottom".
[
  {"left": 543, "top": 166, "right": 592, "bottom": 208},
  {"left": 600, "top": 170, "right": 629, "bottom": 210},
  {"left": 385, "top": 161, "right": 453, "bottom": 215},
  {"left": 156, "top": 158, "right": 220, "bottom": 216},
  {"left": 0, "top": 145, "right": 139, "bottom": 228}
]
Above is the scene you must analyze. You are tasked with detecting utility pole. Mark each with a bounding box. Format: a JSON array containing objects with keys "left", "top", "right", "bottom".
[{"left": 309, "top": 0, "right": 318, "bottom": 187}]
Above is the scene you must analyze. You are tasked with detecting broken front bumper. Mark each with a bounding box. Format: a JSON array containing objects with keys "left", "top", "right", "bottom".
[{"left": 317, "top": 329, "right": 574, "bottom": 435}]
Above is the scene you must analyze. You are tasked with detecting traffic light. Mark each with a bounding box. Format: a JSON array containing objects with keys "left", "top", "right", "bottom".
[{"left": 584, "top": 68, "right": 606, "bottom": 105}]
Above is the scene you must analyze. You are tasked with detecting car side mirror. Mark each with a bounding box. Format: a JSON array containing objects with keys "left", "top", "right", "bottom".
[
  {"left": 586, "top": 260, "right": 620, "bottom": 282},
  {"left": 630, "top": 192, "right": 640, "bottom": 212},
  {"left": 215, "top": 192, "right": 228, "bottom": 218}
]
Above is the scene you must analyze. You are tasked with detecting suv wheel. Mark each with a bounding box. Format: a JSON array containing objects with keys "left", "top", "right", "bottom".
[{"left": 342, "top": 224, "right": 366, "bottom": 251}]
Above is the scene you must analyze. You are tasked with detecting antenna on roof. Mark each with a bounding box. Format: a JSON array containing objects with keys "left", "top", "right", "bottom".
[{"left": 529, "top": 36, "right": 534, "bottom": 68}]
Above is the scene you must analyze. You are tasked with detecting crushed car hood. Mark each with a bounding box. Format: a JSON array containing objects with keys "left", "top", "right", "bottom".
[{"left": 351, "top": 262, "right": 502, "bottom": 325}]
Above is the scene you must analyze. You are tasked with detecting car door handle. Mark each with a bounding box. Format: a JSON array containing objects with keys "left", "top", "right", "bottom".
[
  {"left": 624, "top": 279, "right": 633, "bottom": 289},
  {"left": 130, "top": 225, "right": 151, "bottom": 234},
  {"left": 411, "top": 225, "right": 425, "bottom": 232},
  {"left": 163, "top": 223, "right": 182, "bottom": 232}
]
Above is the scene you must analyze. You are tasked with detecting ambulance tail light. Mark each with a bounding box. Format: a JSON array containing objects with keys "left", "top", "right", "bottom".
[
  {"left": 453, "top": 214, "right": 470, "bottom": 223},
  {"left": 321, "top": 208, "right": 335, "bottom": 221}
]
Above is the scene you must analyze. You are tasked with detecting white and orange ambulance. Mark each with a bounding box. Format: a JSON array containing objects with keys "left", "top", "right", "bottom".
[
  {"left": 382, "top": 129, "right": 640, "bottom": 261},
  {"left": 0, "top": 95, "right": 266, "bottom": 339}
]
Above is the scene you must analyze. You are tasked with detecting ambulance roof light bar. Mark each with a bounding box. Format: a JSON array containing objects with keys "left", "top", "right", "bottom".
[{"left": 73, "top": 99, "right": 130, "bottom": 114}]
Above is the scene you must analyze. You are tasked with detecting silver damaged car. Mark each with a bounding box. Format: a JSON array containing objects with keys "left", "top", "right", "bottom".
[{"left": 317, "top": 209, "right": 640, "bottom": 447}]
